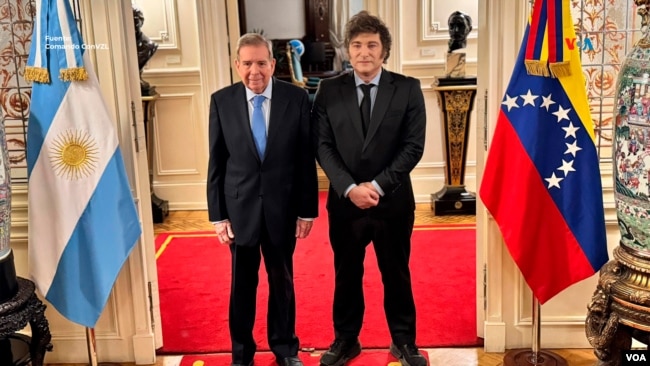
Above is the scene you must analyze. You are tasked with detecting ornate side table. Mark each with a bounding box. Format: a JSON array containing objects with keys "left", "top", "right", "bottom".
[
  {"left": 0, "top": 277, "right": 52, "bottom": 366},
  {"left": 431, "top": 76, "right": 477, "bottom": 215}
]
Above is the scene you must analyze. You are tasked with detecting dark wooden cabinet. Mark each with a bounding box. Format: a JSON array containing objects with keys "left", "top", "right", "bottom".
[
  {"left": 238, "top": 0, "right": 330, "bottom": 42},
  {"left": 237, "top": 0, "right": 336, "bottom": 78},
  {"left": 305, "top": 0, "right": 330, "bottom": 42}
]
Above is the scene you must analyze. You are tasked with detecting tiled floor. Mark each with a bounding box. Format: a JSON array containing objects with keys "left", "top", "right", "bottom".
[{"left": 47, "top": 203, "right": 597, "bottom": 365}]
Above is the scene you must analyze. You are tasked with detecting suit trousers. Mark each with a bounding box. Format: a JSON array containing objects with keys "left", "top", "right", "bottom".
[
  {"left": 229, "top": 218, "right": 299, "bottom": 363},
  {"left": 329, "top": 211, "right": 417, "bottom": 346}
]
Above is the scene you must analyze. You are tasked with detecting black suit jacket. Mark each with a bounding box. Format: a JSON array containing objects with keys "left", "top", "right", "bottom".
[
  {"left": 312, "top": 69, "right": 426, "bottom": 218},
  {"left": 207, "top": 79, "right": 318, "bottom": 246}
]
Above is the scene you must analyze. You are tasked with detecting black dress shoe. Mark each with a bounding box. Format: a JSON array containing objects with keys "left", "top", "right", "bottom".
[
  {"left": 278, "top": 356, "right": 303, "bottom": 366},
  {"left": 231, "top": 362, "right": 253, "bottom": 366},
  {"left": 389, "top": 343, "right": 427, "bottom": 366},
  {"left": 320, "top": 338, "right": 361, "bottom": 366}
]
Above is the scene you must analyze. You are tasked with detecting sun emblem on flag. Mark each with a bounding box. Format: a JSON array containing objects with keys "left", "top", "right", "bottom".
[{"left": 50, "top": 130, "right": 99, "bottom": 180}]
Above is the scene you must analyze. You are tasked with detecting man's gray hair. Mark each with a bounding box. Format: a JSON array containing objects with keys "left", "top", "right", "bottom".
[{"left": 236, "top": 33, "right": 273, "bottom": 60}]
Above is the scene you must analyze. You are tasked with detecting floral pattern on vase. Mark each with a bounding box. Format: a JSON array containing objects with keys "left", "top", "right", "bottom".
[
  {"left": 0, "top": 120, "right": 11, "bottom": 257},
  {"left": 613, "top": 1, "right": 650, "bottom": 253}
]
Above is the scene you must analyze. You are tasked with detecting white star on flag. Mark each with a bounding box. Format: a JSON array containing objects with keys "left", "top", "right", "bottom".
[
  {"left": 502, "top": 94, "right": 519, "bottom": 112},
  {"left": 521, "top": 90, "right": 539, "bottom": 107},
  {"left": 565, "top": 141, "right": 583, "bottom": 157},
  {"left": 540, "top": 94, "right": 556, "bottom": 111},
  {"left": 552, "top": 105, "right": 571, "bottom": 123},
  {"left": 557, "top": 159, "right": 576, "bottom": 176},
  {"left": 545, "top": 172, "right": 564, "bottom": 189},
  {"left": 562, "top": 122, "right": 580, "bottom": 138}
]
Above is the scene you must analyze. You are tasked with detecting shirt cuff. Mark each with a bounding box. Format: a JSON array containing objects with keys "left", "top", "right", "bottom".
[
  {"left": 344, "top": 183, "right": 357, "bottom": 198},
  {"left": 371, "top": 180, "right": 385, "bottom": 196}
]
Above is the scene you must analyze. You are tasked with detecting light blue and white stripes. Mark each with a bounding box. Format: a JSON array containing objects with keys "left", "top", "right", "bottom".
[{"left": 26, "top": 0, "right": 141, "bottom": 328}]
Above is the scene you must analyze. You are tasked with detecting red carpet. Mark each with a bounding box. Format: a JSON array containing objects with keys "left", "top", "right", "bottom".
[
  {"left": 179, "top": 350, "right": 429, "bottom": 366},
  {"left": 156, "top": 194, "right": 479, "bottom": 354}
]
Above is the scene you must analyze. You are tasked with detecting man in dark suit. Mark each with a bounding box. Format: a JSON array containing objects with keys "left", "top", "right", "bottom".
[
  {"left": 207, "top": 33, "right": 318, "bottom": 366},
  {"left": 312, "top": 11, "right": 427, "bottom": 366}
]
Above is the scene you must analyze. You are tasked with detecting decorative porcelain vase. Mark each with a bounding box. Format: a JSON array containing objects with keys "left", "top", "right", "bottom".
[
  {"left": 0, "top": 122, "right": 10, "bottom": 256},
  {"left": 614, "top": 7, "right": 650, "bottom": 254},
  {"left": 0, "top": 117, "right": 17, "bottom": 303},
  {"left": 586, "top": 3, "right": 650, "bottom": 364}
]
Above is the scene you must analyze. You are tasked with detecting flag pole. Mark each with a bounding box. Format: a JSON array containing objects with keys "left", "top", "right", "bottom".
[
  {"left": 531, "top": 297, "right": 541, "bottom": 363},
  {"left": 502, "top": 297, "right": 567, "bottom": 366},
  {"left": 85, "top": 327, "right": 120, "bottom": 366},
  {"left": 86, "top": 327, "right": 98, "bottom": 366}
]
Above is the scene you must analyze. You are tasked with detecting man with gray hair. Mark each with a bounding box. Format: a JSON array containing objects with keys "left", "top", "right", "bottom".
[{"left": 207, "top": 33, "right": 318, "bottom": 366}]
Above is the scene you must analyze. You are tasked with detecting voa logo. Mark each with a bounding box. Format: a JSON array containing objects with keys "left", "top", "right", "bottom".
[
  {"left": 626, "top": 353, "right": 646, "bottom": 362},
  {"left": 564, "top": 37, "right": 595, "bottom": 52},
  {"left": 622, "top": 350, "right": 649, "bottom": 364}
]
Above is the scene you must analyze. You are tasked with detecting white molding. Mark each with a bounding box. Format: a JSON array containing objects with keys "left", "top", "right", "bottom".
[
  {"left": 421, "top": 0, "right": 479, "bottom": 42},
  {"left": 133, "top": 0, "right": 180, "bottom": 50},
  {"left": 401, "top": 58, "right": 478, "bottom": 68},
  {"left": 483, "top": 321, "right": 506, "bottom": 353},
  {"left": 143, "top": 67, "right": 201, "bottom": 79},
  {"left": 152, "top": 93, "right": 200, "bottom": 176}
]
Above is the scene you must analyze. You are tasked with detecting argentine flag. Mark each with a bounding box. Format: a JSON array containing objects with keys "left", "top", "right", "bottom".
[{"left": 26, "top": 0, "right": 142, "bottom": 327}]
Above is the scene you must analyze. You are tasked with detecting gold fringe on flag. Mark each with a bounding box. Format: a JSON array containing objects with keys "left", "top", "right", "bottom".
[
  {"left": 525, "top": 60, "right": 550, "bottom": 77},
  {"left": 24, "top": 66, "right": 50, "bottom": 83},
  {"left": 59, "top": 67, "right": 88, "bottom": 82},
  {"left": 549, "top": 61, "right": 572, "bottom": 78}
]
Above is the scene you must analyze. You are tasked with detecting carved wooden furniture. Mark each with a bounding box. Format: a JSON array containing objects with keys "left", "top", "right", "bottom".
[
  {"left": 0, "top": 277, "right": 52, "bottom": 366},
  {"left": 431, "top": 76, "right": 477, "bottom": 215}
]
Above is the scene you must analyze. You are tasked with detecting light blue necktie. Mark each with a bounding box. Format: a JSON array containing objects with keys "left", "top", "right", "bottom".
[{"left": 251, "top": 95, "right": 266, "bottom": 158}]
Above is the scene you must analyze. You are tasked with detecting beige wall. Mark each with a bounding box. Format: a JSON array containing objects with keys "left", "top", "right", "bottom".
[
  {"left": 139, "top": 0, "right": 480, "bottom": 210},
  {"left": 139, "top": 0, "right": 210, "bottom": 210},
  {"left": 399, "top": 1, "right": 478, "bottom": 202}
]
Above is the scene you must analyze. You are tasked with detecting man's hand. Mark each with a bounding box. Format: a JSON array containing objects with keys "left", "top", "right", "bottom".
[
  {"left": 348, "top": 184, "right": 379, "bottom": 209},
  {"left": 359, "top": 181, "right": 379, "bottom": 194},
  {"left": 214, "top": 220, "right": 235, "bottom": 245},
  {"left": 295, "top": 219, "right": 313, "bottom": 239}
]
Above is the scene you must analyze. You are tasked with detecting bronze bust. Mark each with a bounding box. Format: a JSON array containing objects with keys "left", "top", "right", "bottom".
[
  {"left": 133, "top": 5, "right": 158, "bottom": 95},
  {"left": 447, "top": 11, "right": 472, "bottom": 53}
]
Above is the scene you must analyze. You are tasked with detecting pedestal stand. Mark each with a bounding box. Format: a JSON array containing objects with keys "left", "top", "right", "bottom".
[
  {"left": 504, "top": 298, "right": 567, "bottom": 366},
  {"left": 503, "top": 350, "right": 567, "bottom": 366},
  {"left": 431, "top": 76, "right": 477, "bottom": 215},
  {"left": 142, "top": 93, "right": 169, "bottom": 223},
  {"left": 586, "top": 246, "right": 650, "bottom": 366},
  {"left": 0, "top": 277, "right": 52, "bottom": 366}
]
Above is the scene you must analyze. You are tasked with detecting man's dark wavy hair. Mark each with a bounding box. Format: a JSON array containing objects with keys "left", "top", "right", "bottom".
[{"left": 344, "top": 11, "right": 392, "bottom": 63}]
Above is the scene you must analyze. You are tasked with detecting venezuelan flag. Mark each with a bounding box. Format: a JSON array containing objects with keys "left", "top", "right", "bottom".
[{"left": 479, "top": 0, "right": 608, "bottom": 304}]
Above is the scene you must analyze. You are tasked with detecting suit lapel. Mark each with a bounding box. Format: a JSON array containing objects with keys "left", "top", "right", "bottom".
[
  {"left": 267, "top": 80, "right": 288, "bottom": 158},
  {"left": 233, "top": 84, "right": 262, "bottom": 162},
  {"left": 341, "top": 73, "right": 365, "bottom": 141},
  {"left": 364, "top": 70, "right": 395, "bottom": 148}
]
